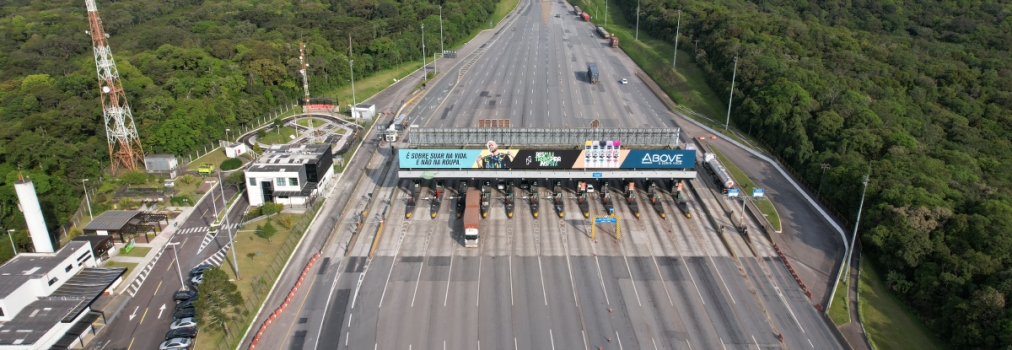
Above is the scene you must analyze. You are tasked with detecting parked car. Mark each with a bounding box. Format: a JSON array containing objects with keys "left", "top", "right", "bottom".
[
  {"left": 189, "top": 264, "right": 213, "bottom": 276},
  {"left": 173, "top": 307, "right": 196, "bottom": 320},
  {"left": 173, "top": 290, "right": 196, "bottom": 302},
  {"left": 159, "top": 337, "right": 192, "bottom": 350},
  {"left": 175, "top": 300, "right": 195, "bottom": 310},
  {"left": 170, "top": 317, "right": 197, "bottom": 330},
  {"left": 165, "top": 327, "right": 198, "bottom": 340},
  {"left": 190, "top": 274, "right": 204, "bottom": 285}
]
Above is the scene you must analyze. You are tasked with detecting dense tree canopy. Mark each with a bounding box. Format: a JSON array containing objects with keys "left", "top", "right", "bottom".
[
  {"left": 0, "top": 0, "right": 498, "bottom": 246},
  {"left": 622, "top": 0, "right": 1012, "bottom": 347}
]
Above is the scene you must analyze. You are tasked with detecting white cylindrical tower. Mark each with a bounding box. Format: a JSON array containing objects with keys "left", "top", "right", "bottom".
[{"left": 14, "top": 177, "right": 54, "bottom": 253}]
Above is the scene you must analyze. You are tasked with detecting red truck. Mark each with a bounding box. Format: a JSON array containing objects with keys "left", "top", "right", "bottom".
[
  {"left": 581, "top": 12, "right": 590, "bottom": 22},
  {"left": 463, "top": 188, "right": 480, "bottom": 247},
  {"left": 610, "top": 36, "right": 619, "bottom": 47}
]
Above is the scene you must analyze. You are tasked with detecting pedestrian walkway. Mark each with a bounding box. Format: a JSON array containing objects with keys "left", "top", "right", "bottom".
[
  {"left": 838, "top": 248, "right": 871, "bottom": 350},
  {"left": 201, "top": 241, "right": 233, "bottom": 267},
  {"left": 111, "top": 206, "right": 197, "bottom": 296}
]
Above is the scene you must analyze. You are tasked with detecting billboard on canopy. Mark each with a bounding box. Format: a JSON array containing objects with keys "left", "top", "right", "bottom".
[{"left": 398, "top": 141, "right": 696, "bottom": 170}]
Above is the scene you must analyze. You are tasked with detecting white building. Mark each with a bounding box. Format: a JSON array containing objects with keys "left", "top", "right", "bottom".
[
  {"left": 246, "top": 144, "right": 335, "bottom": 207},
  {"left": 0, "top": 241, "right": 125, "bottom": 349},
  {"left": 351, "top": 103, "right": 375, "bottom": 120}
]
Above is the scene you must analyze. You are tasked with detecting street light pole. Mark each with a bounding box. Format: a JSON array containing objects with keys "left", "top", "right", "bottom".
[
  {"left": 816, "top": 163, "right": 831, "bottom": 198},
  {"left": 82, "top": 179, "right": 93, "bottom": 220},
  {"left": 605, "top": 0, "right": 608, "bottom": 27},
  {"left": 421, "top": 23, "right": 427, "bottom": 82},
  {"left": 167, "top": 242, "right": 185, "bottom": 288},
  {"left": 225, "top": 128, "right": 231, "bottom": 142},
  {"left": 724, "top": 56, "right": 738, "bottom": 130},
  {"left": 842, "top": 175, "right": 869, "bottom": 283},
  {"left": 217, "top": 171, "right": 241, "bottom": 280},
  {"left": 439, "top": 6, "right": 444, "bottom": 61},
  {"left": 672, "top": 10, "right": 682, "bottom": 69},
  {"left": 635, "top": 0, "right": 640, "bottom": 41},
  {"left": 350, "top": 59, "right": 357, "bottom": 108},
  {"left": 6, "top": 229, "right": 16, "bottom": 256}
]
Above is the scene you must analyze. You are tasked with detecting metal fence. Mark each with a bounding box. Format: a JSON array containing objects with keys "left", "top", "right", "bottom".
[
  {"left": 408, "top": 127, "right": 682, "bottom": 148},
  {"left": 211, "top": 198, "right": 324, "bottom": 350}
]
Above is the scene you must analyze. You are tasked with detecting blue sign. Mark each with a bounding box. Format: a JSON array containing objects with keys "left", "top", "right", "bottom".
[
  {"left": 592, "top": 172, "right": 603, "bottom": 178},
  {"left": 595, "top": 217, "right": 617, "bottom": 223},
  {"left": 620, "top": 150, "right": 695, "bottom": 169},
  {"left": 399, "top": 149, "right": 483, "bottom": 168},
  {"left": 752, "top": 188, "right": 765, "bottom": 197},
  {"left": 727, "top": 188, "right": 740, "bottom": 197}
]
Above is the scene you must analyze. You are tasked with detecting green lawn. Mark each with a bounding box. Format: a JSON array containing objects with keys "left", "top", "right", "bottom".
[
  {"left": 860, "top": 258, "right": 944, "bottom": 350},
  {"left": 187, "top": 148, "right": 230, "bottom": 171},
  {"left": 710, "top": 146, "right": 782, "bottom": 231},
  {"left": 105, "top": 261, "right": 138, "bottom": 278},
  {"left": 491, "top": 0, "right": 519, "bottom": 28},
  {"left": 829, "top": 276, "right": 851, "bottom": 325},
  {"left": 258, "top": 126, "right": 298, "bottom": 145},
  {"left": 194, "top": 214, "right": 305, "bottom": 350},
  {"left": 295, "top": 118, "right": 325, "bottom": 128},
  {"left": 571, "top": 0, "right": 726, "bottom": 120},
  {"left": 324, "top": 61, "right": 424, "bottom": 114},
  {"left": 118, "top": 246, "right": 151, "bottom": 258}
]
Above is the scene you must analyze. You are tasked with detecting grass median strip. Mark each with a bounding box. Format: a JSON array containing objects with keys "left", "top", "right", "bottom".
[
  {"left": 829, "top": 276, "right": 851, "bottom": 325},
  {"left": 860, "top": 258, "right": 943, "bottom": 350},
  {"left": 105, "top": 261, "right": 138, "bottom": 278},
  {"left": 710, "top": 146, "right": 782, "bottom": 231}
]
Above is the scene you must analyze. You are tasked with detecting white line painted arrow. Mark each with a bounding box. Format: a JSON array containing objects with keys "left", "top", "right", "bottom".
[
  {"left": 158, "top": 304, "right": 166, "bottom": 319},
  {"left": 128, "top": 306, "right": 139, "bottom": 321}
]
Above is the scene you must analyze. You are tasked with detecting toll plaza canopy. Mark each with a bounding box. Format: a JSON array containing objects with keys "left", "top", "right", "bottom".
[{"left": 398, "top": 128, "right": 698, "bottom": 179}]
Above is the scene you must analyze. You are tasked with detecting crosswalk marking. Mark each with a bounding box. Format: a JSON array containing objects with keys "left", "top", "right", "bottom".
[{"left": 201, "top": 241, "right": 233, "bottom": 267}]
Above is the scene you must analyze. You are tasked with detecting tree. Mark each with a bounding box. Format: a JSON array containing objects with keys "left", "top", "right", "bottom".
[
  {"left": 193, "top": 267, "right": 243, "bottom": 336},
  {"left": 246, "top": 252, "right": 256, "bottom": 260},
  {"left": 225, "top": 170, "right": 246, "bottom": 190},
  {"left": 257, "top": 219, "right": 276, "bottom": 242}
]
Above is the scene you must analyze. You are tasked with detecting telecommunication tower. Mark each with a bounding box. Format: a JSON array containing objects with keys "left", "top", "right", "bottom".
[
  {"left": 86, "top": 0, "right": 144, "bottom": 175},
  {"left": 298, "top": 41, "right": 317, "bottom": 142}
]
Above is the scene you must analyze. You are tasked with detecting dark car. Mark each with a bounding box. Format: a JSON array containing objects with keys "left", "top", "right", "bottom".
[
  {"left": 173, "top": 307, "right": 196, "bottom": 320},
  {"left": 165, "top": 327, "right": 198, "bottom": 340},
  {"left": 176, "top": 300, "right": 195, "bottom": 310},
  {"left": 189, "top": 264, "right": 213, "bottom": 276},
  {"left": 173, "top": 290, "right": 197, "bottom": 302}
]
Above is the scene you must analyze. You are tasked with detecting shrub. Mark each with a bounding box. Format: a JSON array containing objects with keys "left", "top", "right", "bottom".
[
  {"left": 276, "top": 215, "right": 293, "bottom": 229},
  {"left": 121, "top": 171, "right": 147, "bottom": 185},
  {"left": 170, "top": 195, "right": 192, "bottom": 206},
  {"left": 260, "top": 203, "right": 278, "bottom": 216},
  {"left": 220, "top": 158, "right": 242, "bottom": 170},
  {"left": 179, "top": 174, "right": 196, "bottom": 185}
]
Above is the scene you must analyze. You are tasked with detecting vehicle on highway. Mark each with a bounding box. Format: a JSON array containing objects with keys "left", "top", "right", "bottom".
[
  {"left": 587, "top": 184, "right": 595, "bottom": 193},
  {"left": 173, "top": 307, "right": 196, "bottom": 320},
  {"left": 555, "top": 14, "right": 560, "bottom": 17},
  {"left": 621, "top": 78, "right": 628, "bottom": 84},
  {"left": 159, "top": 337, "right": 192, "bottom": 350},
  {"left": 170, "top": 317, "right": 198, "bottom": 330},
  {"left": 165, "top": 327, "right": 198, "bottom": 340},
  {"left": 463, "top": 188, "right": 481, "bottom": 247},
  {"left": 173, "top": 290, "right": 196, "bottom": 302},
  {"left": 189, "top": 264, "right": 213, "bottom": 276},
  {"left": 190, "top": 274, "right": 204, "bottom": 285},
  {"left": 587, "top": 64, "right": 600, "bottom": 83}
]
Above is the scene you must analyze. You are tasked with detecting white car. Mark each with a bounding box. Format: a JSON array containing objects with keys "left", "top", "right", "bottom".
[
  {"left": 620, "top": 78, "right": 629, "bottom": 84},
  {"left": 170, "top": 317, "right": 198, "bottom": 330},
  {"left": 160, "top": 337, "right": 192, "bottom": 350},
  {"left": 587, "top": 184, "right": 595, "bottom": 193}
]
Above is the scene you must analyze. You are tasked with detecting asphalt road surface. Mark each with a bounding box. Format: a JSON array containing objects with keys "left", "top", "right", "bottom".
[
  {"left": 90, "top": 180, "right": 247, "bottom": 350},
  {"left": 250, "top": 0, "right": 846, "bottom": 349}
]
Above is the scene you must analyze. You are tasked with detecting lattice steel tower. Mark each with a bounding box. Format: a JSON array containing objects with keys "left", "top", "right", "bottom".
[{"left": 86, "top": 0, "right": 144, "bottom": 175}]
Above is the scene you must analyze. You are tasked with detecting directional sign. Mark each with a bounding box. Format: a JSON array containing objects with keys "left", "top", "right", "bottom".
[
  {"left": 595, "top": 217, "right": 617, "bottom": 223},
  {"left": 592, "top": 172, "right": 603, "bottom": 178},
  {"left": 727, "top": 188, "right": 740, "bottom": 197},
  {"left": 752, "top": 188, "right": 765, "bottom": 197}
]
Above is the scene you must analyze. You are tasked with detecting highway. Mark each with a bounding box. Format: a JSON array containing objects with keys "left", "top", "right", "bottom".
[
  {"left": 254, "top": 0, "right": 847, "bottom": 349},
  {"left": 90, "top": 180, "right": 247, "bottom": 350}
]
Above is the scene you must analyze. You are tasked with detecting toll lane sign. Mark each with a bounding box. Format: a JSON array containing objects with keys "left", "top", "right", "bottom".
[{"left": 595, "top": 217, "right": 617, "bottom": 223}]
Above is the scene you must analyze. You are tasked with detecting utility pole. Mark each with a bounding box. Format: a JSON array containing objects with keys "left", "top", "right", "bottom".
[
  {"left": 635, "top": 0, "right": 640, "bottom": 41},
  {"left": 817, "top": 163, "right": 831, "bottom": 198},
  {"left": 218, "top": 171, "right": 241, "bottom": 280},
  {"left": 439, "top": 5, "right": 444, "bottom": 61},
  {"left": 350, "top": 59, "right": 356, "bottom": 108},
  {"left": 724, "top": 56, "right": 738, "bottom": 130},
  {"left": 843, "top": 174, "right": 869, "bottom": 283},
  {"left": 421, "top": 23, "right": 427, "bottom": 82},
  {"left": 167, "top": 242, "right": 185, "bottom": 287},
  {"left": 605, "top": 0, "right": 609, "bottom": 27},
  {"left": 82, "top": 179, "right": 93, "bottom": 220},
  {"left": 673, "top": 10, "right": 682, "bottom": 69}
]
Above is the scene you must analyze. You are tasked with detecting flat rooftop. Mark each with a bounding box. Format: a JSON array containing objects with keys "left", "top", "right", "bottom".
[
  {"left": 83, "top": 210, "right": 142, "bottom": 231},
  {"left": 0, "top": 242, "right": 88, "bottom": 299},
  {"left": 0, "top": 297, "right": 86, "bottom": 346},
  {"left": 247, "top": 163, "right": 304, "bottom": 173}
]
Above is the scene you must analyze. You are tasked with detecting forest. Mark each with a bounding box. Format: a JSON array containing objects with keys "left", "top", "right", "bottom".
[
  {"left": 622, "top": 0, "right": 1012, "bottom": 347},
  {"left": 0, "top": 0, "right": 498, "bottom": 260}
]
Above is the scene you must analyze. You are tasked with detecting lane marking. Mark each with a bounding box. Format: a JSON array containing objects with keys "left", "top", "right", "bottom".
[
  {"left": 153, "top": 281, "right": 162, "bottom": 296},
  {"left": 509, "top": 256, "right": 515, "bottom": 305},
  {"left": 549, "top": 329, "right": 556, "bottom": 350},
  {"left": 127, "top": 337, "right": 135, "bottom": 350},
  {"left": 594, "top": 255, "right": 610, "bottom": 305},
  {"left": 138, "top": 308, "right": 148, "bottom": 325},
  {"left": 476, "top": 256, "right": 482, "bottom": 307},
  {"left": 443, "top": 248, "right": 455, "bottom": 306},
  {"left": 537, "top": 255, "right": 548, "bottom": 306},
  {"left": 615, "top": 331, "right": 624, "bottom": 350},
  {"left": 410, "top": 258, "right": 425, "bottom": 307},
  {"left": 620, "top": 251, "right": 643, "bottom": 306}
]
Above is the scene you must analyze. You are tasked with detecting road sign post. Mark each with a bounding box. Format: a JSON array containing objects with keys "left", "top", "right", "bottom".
[{"left": 591, "top": 215, "right": 620, "bottom": 240}]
